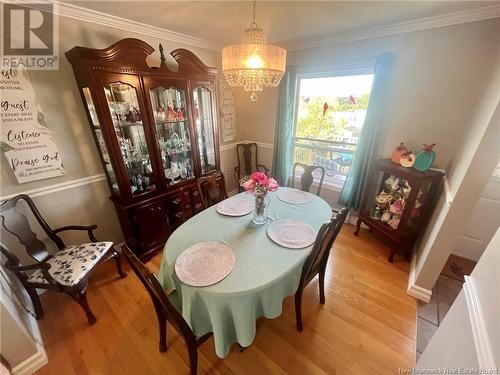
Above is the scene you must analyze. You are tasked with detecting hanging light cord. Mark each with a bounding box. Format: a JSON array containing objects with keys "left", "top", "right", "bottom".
[{"left": 251, "top": 0, "right": 257, "bottom": 28}]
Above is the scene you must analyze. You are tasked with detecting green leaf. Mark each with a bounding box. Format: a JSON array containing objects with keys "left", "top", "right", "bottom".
[
  {"left": 37, "top": 111, "right": 48, "bottom": 128},
  {"left": 0, "top": 141, "right": 15, "bottom": 153}
]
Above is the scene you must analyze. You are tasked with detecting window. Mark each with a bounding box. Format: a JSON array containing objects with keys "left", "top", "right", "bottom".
[{"left": 293, "top": 73, "right": 374, "bottom": 189}]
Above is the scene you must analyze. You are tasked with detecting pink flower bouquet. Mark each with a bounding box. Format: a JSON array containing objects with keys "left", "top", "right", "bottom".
[{"left": 240, "top": 172, "right": 279, "bottom": 196}]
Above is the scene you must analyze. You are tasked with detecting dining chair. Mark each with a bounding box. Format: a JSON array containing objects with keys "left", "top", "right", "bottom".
[
  {"left": 234, "top": 143, "right": 270, "bottom": 184},
  {"left": 197, "top": 172, "right": 227, "bottom": 208},
  {"left": 295, "top": 207, "right": 348, "bottom": 331},
  {"left": 122, "top": 246, "right": 212, "bottom": 375},
  {"left": 291, "top": 162, "right": 326, "bottom": 196},
  {"left": 0, "top": 194, "right": 126, "bottom": 324}
]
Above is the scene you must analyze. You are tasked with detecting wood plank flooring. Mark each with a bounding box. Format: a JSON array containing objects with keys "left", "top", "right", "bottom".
[{"left": 35, "top": 225, "right": 416, "bottom": 375}]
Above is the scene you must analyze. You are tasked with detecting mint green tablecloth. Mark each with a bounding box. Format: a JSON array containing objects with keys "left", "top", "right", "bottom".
[{"left": 158, "top": 187, "right": 332, "bottom": 358}]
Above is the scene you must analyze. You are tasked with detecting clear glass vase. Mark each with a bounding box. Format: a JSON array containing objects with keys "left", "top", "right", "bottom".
[{"left": 252, "top": 194, "right": 269, "bottom": 225}]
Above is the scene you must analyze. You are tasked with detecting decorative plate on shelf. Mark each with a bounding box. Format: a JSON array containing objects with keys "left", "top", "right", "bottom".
[
  {"left": 267, "top": 219, "right": 317, "bottom": 249},
  {"left": 216, "top": 198, "right": 254, "bottom": 216},
  {"left": 175, "top": 242, "right": 235, "bottom": 287},
  {"left": 277, "top": 189, "right": 314, "bottom": 205}
]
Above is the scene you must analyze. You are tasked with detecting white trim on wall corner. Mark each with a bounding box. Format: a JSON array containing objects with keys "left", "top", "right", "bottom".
[
  {"left": 285, "top": 4, "right": 500, "bottom": 51},
  {"left": 0, "top": 174, "right": 106, "bottom": 202},
  {"left": 220, "top": 140, "right": 274, "bottom": 152},
  {"left": 28, "top": 0, "right": 222, "bottom": 51},
  {"left": 407, "top": 255, "right": 433, "bottom": 303},
  {"left": 463, "top": 276, "right": 497, "bottom": 370}
]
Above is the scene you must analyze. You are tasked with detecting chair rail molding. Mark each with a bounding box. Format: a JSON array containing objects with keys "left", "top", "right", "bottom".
[
  {"left": 407, "top": 255, "right": 432, "bottom": 303},
  {"left": 285, "top": 4, "right": 500, "bottom": 51},
  {"left": 0, "top": 174, "right": 106, "bottom": 202},
  {"left": 463, "top": 276, "right": 496, "bottom": 370}
]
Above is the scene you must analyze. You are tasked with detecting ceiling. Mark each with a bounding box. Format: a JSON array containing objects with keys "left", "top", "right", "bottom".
[{"left": 65, "top": 1, "right": 495, "bottom": 46}]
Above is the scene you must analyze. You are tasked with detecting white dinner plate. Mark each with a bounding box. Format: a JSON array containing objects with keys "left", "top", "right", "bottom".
[
  {"left": 267, "top": 219, "right": 317, "bottom": 249},
  {"left": 277, "top": 189, "right": 314, "bottom": 205},
  {"left": 216, "top": 198, "right": 254, "bottom": 216},
  {"left": 175, "top": 241, "right": 235, "bottom": 287}
]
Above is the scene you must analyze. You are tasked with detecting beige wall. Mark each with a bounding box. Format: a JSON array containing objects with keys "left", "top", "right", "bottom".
[
  {"left": 1, "top": 16, "right": 228, "bottom": 248},
  {"left": 238, "top": 19, "right": 500, "bottom": 174}
]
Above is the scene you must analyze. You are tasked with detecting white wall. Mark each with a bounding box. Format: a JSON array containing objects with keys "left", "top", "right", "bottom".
[
  {"left": 452, "top": 176, "right": 500, "bottom": 261},
  {"left": 417, "top": 227, "right": 500, "bottom": 369}
]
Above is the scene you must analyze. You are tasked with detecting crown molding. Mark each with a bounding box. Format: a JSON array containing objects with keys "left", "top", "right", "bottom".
[
  {"left": 27, "top": 0, "right": 222, "bottom": 52},
  {"left": 285, "top": 4, "right": 500, "bottom": 51}
]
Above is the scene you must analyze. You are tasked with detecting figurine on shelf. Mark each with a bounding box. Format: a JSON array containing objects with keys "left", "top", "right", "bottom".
[
  {"left": 125, "top": 105, "right": 141, "bottom": 123},
  {"left": 375, "top": 191, "right": 393, "bottom": 208},
  {"left": 143, "top": 176, "right": 151, "bottom": 190},
  {"left": 388, "top": 216, "right": 401, "bottom": 230},
  {"left": 391, "top": 143, "right": 408, "bottom": 164},
  {"left": 414, "top": 143, "right": 436, "bottom": 172},
  {"left": 136, "top": 174, "right": 143, "bottom": 191},
  {"left": 167, "top": 102, "right": 177, "bottom": 121},
  {"left": 381, "top": 210, "right": 392, "bottom": 223},
  {"left": 389, "top": 198, "right": 405, "bottom": 215},
  {"left": 176, "top": 102, "right": 185, "bottom": 120},
  {"left": 370, "top": 206, "right": 383, "bottom": 220}
]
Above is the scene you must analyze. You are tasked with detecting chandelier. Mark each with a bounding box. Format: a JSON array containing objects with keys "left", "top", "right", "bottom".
[{"left": 222, "top": 0, "right": 287, "bottom": 101}]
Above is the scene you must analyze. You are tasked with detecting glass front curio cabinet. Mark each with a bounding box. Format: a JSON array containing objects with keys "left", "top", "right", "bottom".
[
  {"left": 66, "top": 38, "right": 222, "bottom": 259},
  {"left": 354, "top": 159, "right": 444, "bottom": 263}
]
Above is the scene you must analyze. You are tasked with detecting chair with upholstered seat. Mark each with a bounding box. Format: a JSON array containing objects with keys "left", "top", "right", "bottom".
[
  {"left": 0, "top": 194, "right": 126, "bottom": 324},
  {"left": 291, "top": 162, "right": 326, "bottom": 196},
  {"left": 122, "top": 246, "right": 212, "bottom": 375},
  {"left": 197, "top": 172, "right": 227, "bottom": 208},
  {"left": 294, "top": 207, "right": 348, "bottom": 331}
]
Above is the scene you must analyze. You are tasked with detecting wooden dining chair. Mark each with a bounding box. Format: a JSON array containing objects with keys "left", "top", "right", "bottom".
[
  {"left": 197, "top": 172, "right": 227, "bottom": 208},
  {"left": 122, "top": 246, "right": 212, "bottom": 375},
  {"left": 234, "top": 143, "right": 270, "bottom": 183},
  {"left": 0, "top": 194, "right": 126, "bottom": 324},
  {"left": 291, "top": 162, "right": 326, "bottom": 196},
  {"left": 295, "top": 207, "right": 348, "bottom": 331}
]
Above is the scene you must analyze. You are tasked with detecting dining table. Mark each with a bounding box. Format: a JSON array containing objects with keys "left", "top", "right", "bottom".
[{"left": 157, "top": 187, "right": 332, "bottom": 358}]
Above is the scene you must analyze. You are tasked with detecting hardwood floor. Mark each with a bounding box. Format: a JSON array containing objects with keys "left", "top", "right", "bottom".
[{"left": 35, "top": 225, "right": 416, "bottom": 375}]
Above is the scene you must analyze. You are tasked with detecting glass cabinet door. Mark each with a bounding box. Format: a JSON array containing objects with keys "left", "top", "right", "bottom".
[
  {"left": 82, "top": 87, "right": 119, "bottom": 193},
  {"left": 192, "top": 85, "right": 217, "bottom": 175},
  {"left": 148, "top": 84, "right": 195, "bottom": 185},
  {"left": 103, "top": 81, "right": 156, "bottom": 196}
]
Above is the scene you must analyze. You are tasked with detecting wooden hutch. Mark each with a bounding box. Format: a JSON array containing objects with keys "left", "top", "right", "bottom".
[
  {"left": 354, "top": 159, "right": 444, "bottom": 262},
  {"left": 66, "top": 38, "right": 222, "bottom": 259}
]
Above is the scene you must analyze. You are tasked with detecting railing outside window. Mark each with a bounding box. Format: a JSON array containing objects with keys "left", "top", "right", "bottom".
[{"left": 293, "top": 136, "right": 358, "bottom": 188}]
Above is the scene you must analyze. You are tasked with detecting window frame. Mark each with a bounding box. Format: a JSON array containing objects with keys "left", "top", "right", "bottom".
[{"left": 291, "top": 64, "right": 375, "bottom": 192}]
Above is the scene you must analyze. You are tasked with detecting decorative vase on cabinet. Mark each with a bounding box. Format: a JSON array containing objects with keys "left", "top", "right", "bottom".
[
  {"left": 354, "top": 159, "right": 444, "bottom": 262},
  {"left": 66, "top": 38, "right": 222, "bottom": 259}
]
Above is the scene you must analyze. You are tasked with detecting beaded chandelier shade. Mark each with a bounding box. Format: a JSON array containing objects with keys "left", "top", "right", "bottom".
[{"left": 222, "top": 0, "right": 286, "bottom": 101}]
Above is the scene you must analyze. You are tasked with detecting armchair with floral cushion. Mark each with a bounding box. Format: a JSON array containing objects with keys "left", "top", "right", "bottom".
[{"left": 0, "top": 194, "right": 126, "bottom": 324}]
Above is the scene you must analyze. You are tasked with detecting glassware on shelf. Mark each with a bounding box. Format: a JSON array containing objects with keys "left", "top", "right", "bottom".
[
  {"left": 105, "top": 81, "right": 154, "bottom": 195},
  {"left": 193, "top": 86, "right": 216, "bottom": 174}
]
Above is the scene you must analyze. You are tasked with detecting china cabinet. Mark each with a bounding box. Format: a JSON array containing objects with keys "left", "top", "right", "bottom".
[
  {"left": 66, "top": 38, "right": 221, "bottom": 259},
  {"left": 354, "top": 159, "right": 444, "bottom": 262}
]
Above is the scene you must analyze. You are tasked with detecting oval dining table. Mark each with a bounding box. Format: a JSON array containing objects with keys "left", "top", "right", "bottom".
[{"left": 158, "top": 187, "right": 332, "bottom": 358}]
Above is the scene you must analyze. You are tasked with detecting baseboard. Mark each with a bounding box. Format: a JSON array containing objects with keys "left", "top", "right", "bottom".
[
  {"left": 407, "top": 255, "right": 432, "bottom": 303},
  {"left": 11, "top": 347, "right": 47, "bottom": 375}
]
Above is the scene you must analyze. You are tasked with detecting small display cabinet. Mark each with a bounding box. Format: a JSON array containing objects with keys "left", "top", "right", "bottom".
[
  {"left": 66, "top": 38, "right": 221, "bottom": 259},
  {"left": 354, "top": 159, "right": 444, "bottom": 262}
]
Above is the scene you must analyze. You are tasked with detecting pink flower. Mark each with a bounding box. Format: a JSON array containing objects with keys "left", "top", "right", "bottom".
[
  {"left": 241, "top": 179, "right": 256, "bottom": 191},
  {"left": 266, "top": 178, "right": 279, "bottom": 192},
  {"left": 250, "top": 171, "right": 268, "bottom": 185}
]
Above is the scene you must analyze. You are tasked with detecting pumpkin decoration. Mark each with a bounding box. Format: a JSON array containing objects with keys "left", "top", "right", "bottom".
[
  {"left": 414, "top": 143, "right": 436, "bottom": 172},
  {"left": 391, "top": 143, "right": 408, "bottom": 164}
]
